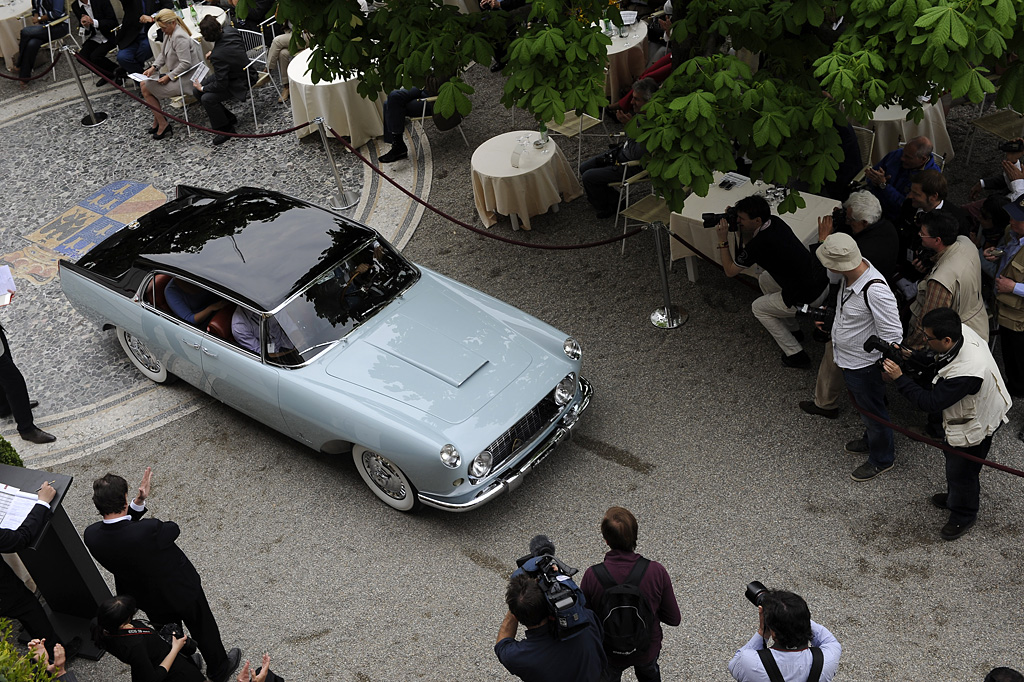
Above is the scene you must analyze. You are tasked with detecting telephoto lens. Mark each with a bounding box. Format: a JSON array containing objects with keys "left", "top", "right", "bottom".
[{"left": 745, "top": 581, "right": 769, "bottom": 606}]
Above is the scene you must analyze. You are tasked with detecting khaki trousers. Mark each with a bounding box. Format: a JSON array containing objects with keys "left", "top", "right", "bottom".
[{"left": 813, "top": 340, "right": 844, "bottom": 410}]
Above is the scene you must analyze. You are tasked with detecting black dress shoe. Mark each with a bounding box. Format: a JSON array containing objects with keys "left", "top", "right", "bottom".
[
  {"left": 940, "top": 517, "right": 975, "bottom": 541},
  {"left": 378, "top": 145, "right": 408, "bottom": 163},
  {"left": 19, "top": 428, "right": 56, "bottom": 444},
  {"left": 95, "top": 77, "right": 107, "bottom": 87},
  {"left": 212, "top": 127, "right": 235, "bottom": 145},
  {"left": 931, "top": 493, "right": 948, "bottom": 509},
  {"left": 0, "top": 399, "right": 37, "bottom": 418},
  {"left": 798, "top": 400, "right": 838, "bottom": 419},
  {"left": 211, "top": 647, "right": 241, "bottom": 682},
  {"left": 153, "top": 124, "right": 173, "bottom": 140}
]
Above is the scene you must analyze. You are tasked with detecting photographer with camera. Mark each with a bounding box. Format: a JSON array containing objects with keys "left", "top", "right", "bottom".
[
  {"left": 728, "top": 585, "right": 841, "bottom": 682},
  {"left": 800, "top": 191, "right": 900, "bottom": 419},
  {"left": 495, "top": 537, "right": 608, "bottom": 682},
  {"left": 815, "top": 234, "right": 904, "bottom": 481},
  {"left": 715, "top": 195, "right": 829, "bottom": 368},
  {"left": 881, "top": 307, "right": 1012, "bottom": 540},
  {"left": 969, "top": 139, "right": 1024, "bottom": 205},
  {"left": 580, "top": 507, "right": 679, "bottom": 682},
  {"left": 92, "top": 594, "right": 204, "bottom": 682}
]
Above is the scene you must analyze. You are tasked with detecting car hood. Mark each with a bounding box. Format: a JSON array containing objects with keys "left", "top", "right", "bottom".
[{"left": 324, "top": 273, "right": 544, "bottom": 424}]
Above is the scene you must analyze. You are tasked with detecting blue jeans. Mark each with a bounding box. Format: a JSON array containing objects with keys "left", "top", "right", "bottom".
[
  {"left": 382, "top": 87, "right": 428, "bottom": 144},
  {"left": 116, "top": 33, "right": 153, "bottom": 75},
  {"left": 842, "top": 365, "right": 894, "bottom": 466},
  {"left": 609, "top": 658, "right": 660, "bottom": 682},
  {"left": 17, "top": 22, "right": 68, "bottom": 79}
]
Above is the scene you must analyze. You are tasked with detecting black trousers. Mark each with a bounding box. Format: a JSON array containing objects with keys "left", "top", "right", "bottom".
[
  {"left": 193, "top": 88, "right": 238, "bottom": 132},
  {"left": 1000, "top": 325, "right": 1024, "bottom": 397},
  {"left": 1, "top": 563, "right": 59, "bottom": 658},
  {"left": 147, "top": 590, "right": 228, "bottom": 678},
  {"left": 79, "top": 39, "right": 118, "bottom": 78},
  {"left": 945, "top": 436, "right": 992, "bottom": 525},
  {"left": 0, "top": 329, "right": 36, "bottom": 434}
]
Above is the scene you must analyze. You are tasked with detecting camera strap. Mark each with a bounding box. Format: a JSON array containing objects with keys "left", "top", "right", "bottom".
[{"left": 756, "top": 646, "right": 823, "bottom": 682}]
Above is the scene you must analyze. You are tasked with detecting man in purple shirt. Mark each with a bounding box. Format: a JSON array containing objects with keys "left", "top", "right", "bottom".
[{"left": 580, "top": 507, "right": 680, "bottom": 682}]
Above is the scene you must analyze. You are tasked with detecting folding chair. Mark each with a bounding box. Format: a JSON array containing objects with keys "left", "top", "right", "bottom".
[
  {"left": 20, "top": 13, "right": 75, "bottom": 81},
  {"left": 608, "top": 160, "right": 675, "bottom": 256},
  {"left": 545, "top": 110, "right": 609, "bottom": 171},
  {"left": 850, "top": 125, "right": 875, "bottom": 183},
  {"left": 964, "top": 107, "right": 1024, "bottom": 164},
  {"left": 409, "top": 96, "right": 470, "bottom": 147},
  {"left": 172, "top": 60, "right": 202, "bottom": 137}
]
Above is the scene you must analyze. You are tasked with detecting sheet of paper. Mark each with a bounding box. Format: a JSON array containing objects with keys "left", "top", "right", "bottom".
[
  {"left": 128, "top": 72, "right": 158, "bottom": 82},
  {"left": 191, "top": 62, "right": 209, "bottom": 83},
  {"left": 0, "top": 489, "right": 39, "bottom": 531},
  {"left": 721, "top": 172, "right": 750, "bottom": 188}
]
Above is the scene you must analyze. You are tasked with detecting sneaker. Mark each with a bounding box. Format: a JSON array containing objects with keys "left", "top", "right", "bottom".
[
  {"left": 851, "top": 460, "right": 893, "bottom": 482},
  {"left": 845, "top": 437, "right": 868, "bottom": 454},
  {"left": 781, "top": 350, "right": 811, "bottom": 368},
  {"left": 931, "top": 493, "right": 948, "bottom": 509},
  {"left": 940, "top": 517, "right": 975, "bottom": 541},
  {"left": 799, "top": 400, "right": 838, "bottom": 419},
  {"left": 378, "top": 145, "right": 408, "bottom": 163}
]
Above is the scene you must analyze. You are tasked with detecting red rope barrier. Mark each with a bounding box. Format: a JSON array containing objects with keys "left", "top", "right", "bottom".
[
  {"left": 0, "top": 51, "right": 63, "bottom": 82},
  {"left": 847, "top": 389, "right": 1024, "bottom": 478},
  {"left": 73, "top": 53, "right": 310, "bottom": 138},
  {"left": 330, "top": 126, "right": 646, "bottom": 250}
]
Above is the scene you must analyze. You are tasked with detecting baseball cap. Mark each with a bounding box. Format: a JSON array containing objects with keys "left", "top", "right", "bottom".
[{"left": 1004, "top": 194, "right": 1024, "bottom": 221}]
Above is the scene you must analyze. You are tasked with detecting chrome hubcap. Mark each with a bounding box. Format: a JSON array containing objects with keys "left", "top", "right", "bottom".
[
  {"left": 125, "top": 333, "right": 161, "bottom": 374},
  {"left": 362, "top": 451, "right": 407, "bottom": 500}
]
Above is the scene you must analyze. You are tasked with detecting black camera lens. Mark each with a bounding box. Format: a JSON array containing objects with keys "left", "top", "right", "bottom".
[{"left": 745, "top": 580, "right": 768, "bottom": 606}]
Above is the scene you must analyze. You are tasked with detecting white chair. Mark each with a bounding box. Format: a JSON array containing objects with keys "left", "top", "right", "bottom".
[
  {"left": 850, "top": 125, "right": 875, "bottom": 184},
  {"left": 20, "top": 13, "right": 76, "bottom": 81},
  {"left": 172, "top": 60, "right": 203, "bottom": 137},
  {"left": 409, "top": 96, "right": 469, "bottom": 148}
]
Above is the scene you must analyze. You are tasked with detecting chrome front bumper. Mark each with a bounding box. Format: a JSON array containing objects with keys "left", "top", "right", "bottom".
[{"left": 418, "top": 377, "right": 594, "bottom": 512}]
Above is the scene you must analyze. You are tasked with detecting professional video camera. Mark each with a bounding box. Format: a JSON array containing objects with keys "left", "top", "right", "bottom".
[
  {"left": 863, "top": 335, "right": 938, "bottom": 380},
  {"left": 515, "top": 535, "right": 591, "bottom": 640},
  {"left": 702, "top": 206, "right": 739, "bottom": 230},
  {"left": 998, "top": 139, "right": 1024, "bottom": 153},
  {"left": 795, "top": 304, "right": 835, "bottom": 333}
]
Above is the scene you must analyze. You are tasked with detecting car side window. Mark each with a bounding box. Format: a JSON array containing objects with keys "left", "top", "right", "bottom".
[{"left": 262, "top": 312, "right": 302, "bottom": 367}]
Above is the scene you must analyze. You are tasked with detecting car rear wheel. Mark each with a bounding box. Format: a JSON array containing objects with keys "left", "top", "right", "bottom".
[
  {"left": 116, "top": 327, "right": 172, "bottom": 384},
  {"left": 353, "top": 445, "right": 420, "bottom": 512}
]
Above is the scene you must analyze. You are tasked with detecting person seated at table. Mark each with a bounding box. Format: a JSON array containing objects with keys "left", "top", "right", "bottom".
[
  {"left": 71, "top": 0, "right": 118, "bottom": 86},
  {"left": 10, "top": 0, "right": 69, "bottom": 84},
  {"left": 378, "top": 73, "right": 459, "bottom": 164},
  {"left": 165, "top": 277, "right": 229, "bottom": 327},
  {"left": 864, "top": 135, "right": 939, "bottom": 223},
  {"left": 606, "top": 52, "right": 674, "bottom": 123},
  {"left": 140, "top": 9, "right": 203, "bottom": 140},
  {"left": 264, "top": 24, "right": 306, "bottom": 104},
  {"left": 579, "top": 78, "right": 659, "bottom": 219},
  {"left": 231, "top": 307, "right": 295, "bottom": 358},
  {"left": 113, "top": 0, "right": 172, "bottom": 80},
  {"left": 192, "top": 15, "right": 249, "bottom": 146}
]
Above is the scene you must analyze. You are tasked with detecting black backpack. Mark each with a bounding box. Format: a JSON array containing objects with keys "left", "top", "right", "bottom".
[{"left": 590, "top": 557, "right": 654, "bottom": 657}]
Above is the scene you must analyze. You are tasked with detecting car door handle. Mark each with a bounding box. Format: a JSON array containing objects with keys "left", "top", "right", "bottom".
[
  {"left": 182, "top": 338, "right": 200, "bottom": 349},
  {"left": 201, "top": 347, "right": 217, "bottom": 358}
]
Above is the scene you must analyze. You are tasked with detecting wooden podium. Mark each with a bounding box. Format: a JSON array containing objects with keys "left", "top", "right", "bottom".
[{"left": 0, "top": 463, "right": 111, "bottom": 660}]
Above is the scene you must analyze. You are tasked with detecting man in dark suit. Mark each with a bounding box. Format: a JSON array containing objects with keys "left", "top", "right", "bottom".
[
  {"left": 71, "top": 0, "right": 118, "bottom": 85},
  {"left": 113, "top": 0, "right": 171, "bottom": 76},
  {"left": 192, "top": 16, "right": 249, "bottom": 146},
  {"left": 897, "top": 169, "right": 972, "bottom": 281},
  {"left": 0, "top": 315, "right": 56, "bottom": 444},
  {"left": 0, "top": 482, "right": 60, "bottom": 657},
  {"left": 83, "top": 468, "right": 240, "bottom": 682}
]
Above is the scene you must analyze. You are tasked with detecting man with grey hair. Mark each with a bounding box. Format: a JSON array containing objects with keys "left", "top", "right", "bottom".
[
  {"left": 865, "top": 136, "right": 940, "bottom": 222},
  {"left": 800, "top": 191, "right": 899, "bottom": 420},
  {"left": 580, "top": 78, "right": 659, "bottom": 218}
]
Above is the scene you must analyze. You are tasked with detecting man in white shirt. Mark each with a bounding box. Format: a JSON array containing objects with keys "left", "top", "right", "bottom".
[
  {"left": 816, "top": 234, "right": 903, "bottom": 482},
  {"left": 71, "top": 0, "right": 118, "bottom": 85}
]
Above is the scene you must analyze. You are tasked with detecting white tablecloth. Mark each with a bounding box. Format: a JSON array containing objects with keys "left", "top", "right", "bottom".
[
  {"left": 471, "top": 130, "right": 583, "bottom": 231},
  {"left": 868, "top": 101, "right": 954, "bottom": 164},
  {"left": 668, "top": 172, "right": 840, "bottom": 281},
  {"left": 287, "top": 47, "right": 384, "bottom": 147},
  {"left": 604, "top": 20, "right": 648, "bottom": 99},
  {"left": 0, "top": 0, "right": 30, "bottom": 72},
  {"left": 443, "top": 0, "right": 479, "bottom": 12},
  {"left": 147, "top": 6, "right": 227, "bottom": 68}
]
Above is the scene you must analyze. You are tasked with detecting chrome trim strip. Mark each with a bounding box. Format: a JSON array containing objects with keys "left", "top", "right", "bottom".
[{"left": 418, "top": 377, "right": 593, "bottom": 512}]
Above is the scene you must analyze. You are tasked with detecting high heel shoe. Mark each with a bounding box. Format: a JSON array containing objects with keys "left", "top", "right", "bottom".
[
  {"left": 147, "top": 125, "right": 158, "bottom": 134},
  {"left": 152, "top": 124, "right": 173, "bottom": 140}
]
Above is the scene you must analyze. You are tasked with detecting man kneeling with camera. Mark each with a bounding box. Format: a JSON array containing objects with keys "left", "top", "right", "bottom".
[{"left": 729, "top": 584, "right": 841, "bottom": 682}]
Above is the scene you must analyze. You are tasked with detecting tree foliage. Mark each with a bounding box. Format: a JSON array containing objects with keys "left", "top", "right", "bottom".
[
  {"left": 0, "top": 620, "right": 52, "bottom": 681},
  {"left": 632, "top": 0, "right": 1024, "bottom": 213}
]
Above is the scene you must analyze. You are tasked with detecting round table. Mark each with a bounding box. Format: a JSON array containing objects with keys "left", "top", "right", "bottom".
[
  {"left": 0, "top": 0, "right": 30, "bottom": 72},
  {"left": 470, "top": 130, "right": 583, "bottom": 231},
  {"left": 868, "top": 101, "right": 954, "bottom": 164},
  {"left": 146, "top": 6, "right": 227, "bottom": 68},
  {"left": 604, "top": 20, "right": 648, "bottom": 99},
  {"left": 287, "top": 48, "right": 384, "bottom": 148}
]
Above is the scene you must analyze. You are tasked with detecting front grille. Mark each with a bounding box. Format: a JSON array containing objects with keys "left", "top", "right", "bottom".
[{"left": 486, "top": 393, "right": 561, "bottom": 470}]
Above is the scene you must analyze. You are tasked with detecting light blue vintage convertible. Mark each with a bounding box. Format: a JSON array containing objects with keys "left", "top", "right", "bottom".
[{"left": 58, "top": 187, "right": 591, "bottom": 511}]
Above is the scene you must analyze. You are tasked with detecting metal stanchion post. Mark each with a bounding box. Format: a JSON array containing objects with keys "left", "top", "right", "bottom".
[
  {"left": 62, "top": 46, "right": 108, "bottom": 127},
  {"left": 649, "top": 222, "right": 687, "bottom": 329},
  {"left": 315, "top": 117, "right": 359, "bottom": 210}
]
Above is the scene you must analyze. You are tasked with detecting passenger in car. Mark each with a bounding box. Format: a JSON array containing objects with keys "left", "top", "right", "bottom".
[
  {"left": 231, "top": 307, "right": 294, "bottom": 357},
  {"left": 164, "top": 278, "right": 229, "bottom": 327}
]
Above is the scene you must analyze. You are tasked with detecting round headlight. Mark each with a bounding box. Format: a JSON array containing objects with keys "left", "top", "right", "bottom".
[
  {"left": 440, "top": 444, "right": 461, "bottom": 468},
  {"left": 554, "top": 372, "right": 577, "bottom": 406},
  {"left": 563, "top": 337, "right": 582, "bottom": 360},
  {"left": 470, "top": 450, "right": 493, "bottom": 478}
]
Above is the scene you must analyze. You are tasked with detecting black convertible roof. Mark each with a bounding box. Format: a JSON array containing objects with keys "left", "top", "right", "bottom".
[{"left": 73, "top": 187, "right": 377, "bottom": 311}]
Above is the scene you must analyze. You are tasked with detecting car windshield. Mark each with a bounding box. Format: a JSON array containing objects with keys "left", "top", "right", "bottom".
[{"left": 268, "top": 238, "right": 419, "bottom": 365}]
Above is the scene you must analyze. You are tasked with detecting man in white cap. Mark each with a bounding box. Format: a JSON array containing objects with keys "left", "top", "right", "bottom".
[{"left": 816, "top": 233, "right": 903, "bottom": 481}]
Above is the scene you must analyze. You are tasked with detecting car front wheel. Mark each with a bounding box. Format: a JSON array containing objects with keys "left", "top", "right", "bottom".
[
  {"left": 116, "top": 327, "right": 172, "bottom": 384},
  {"left": 352, "top": 445, "right": 420, "bottom": 512}
]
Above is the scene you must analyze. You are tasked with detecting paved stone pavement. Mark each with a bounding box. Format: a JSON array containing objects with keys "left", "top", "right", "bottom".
[{"left": 1, "top": 53, "right": 1023, "bottom": 682}]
